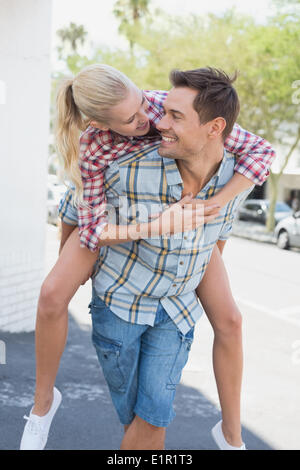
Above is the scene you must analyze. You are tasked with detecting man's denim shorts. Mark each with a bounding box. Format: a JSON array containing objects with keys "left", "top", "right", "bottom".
[{"left": 89, "top": 291, "right": 194, "bottom": 428}]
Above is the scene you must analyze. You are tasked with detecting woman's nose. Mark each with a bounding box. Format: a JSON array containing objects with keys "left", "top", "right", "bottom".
[{"left": 138, "top": 108, "right": 148, "bottom": 120}]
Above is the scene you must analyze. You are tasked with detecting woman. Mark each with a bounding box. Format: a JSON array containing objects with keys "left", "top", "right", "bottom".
[{"left": 20, "top": 64, "right": 275, "bottom": 450}]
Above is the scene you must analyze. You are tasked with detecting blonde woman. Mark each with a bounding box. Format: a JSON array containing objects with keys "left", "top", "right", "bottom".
[{"left": 20, "top": 64, "right": 275, "bottom": 450}]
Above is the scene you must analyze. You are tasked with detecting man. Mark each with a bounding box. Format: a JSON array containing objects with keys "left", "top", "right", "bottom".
[{"left": 58, "top": 68, "right": 253, "bottom": 449}]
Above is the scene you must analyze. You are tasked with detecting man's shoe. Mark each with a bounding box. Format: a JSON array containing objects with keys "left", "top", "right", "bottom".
[
  {"left": 20, "top": 387, "right": 62, "bottom": 450},
  {"left": 211, "top": 420, "right": 246, "bottom": 450}
]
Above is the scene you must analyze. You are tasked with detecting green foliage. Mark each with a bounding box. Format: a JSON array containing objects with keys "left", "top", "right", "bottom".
[{"left": 113, "top": 0, "right": 150, "bottom": 52}]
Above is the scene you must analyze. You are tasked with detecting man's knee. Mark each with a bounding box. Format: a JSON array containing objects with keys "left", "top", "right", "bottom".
[{"left": 135, "top": 415, "right": 165, "bottom": 433}]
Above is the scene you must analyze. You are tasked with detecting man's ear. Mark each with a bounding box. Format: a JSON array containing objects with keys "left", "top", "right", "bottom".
[
  {"left": 90, "top": 120, "right": 110, "bottom": 131},
  {"left": 208, "top": 117, "right": 226, "bottom": 139}
]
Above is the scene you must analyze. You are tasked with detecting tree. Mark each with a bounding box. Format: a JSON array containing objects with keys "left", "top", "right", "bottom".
[
  {"left": 113, "top": 0, "right": 150, "bottom": 54},
  {"left": 57, "top": 22, "right": 88, "bottom": 61}
]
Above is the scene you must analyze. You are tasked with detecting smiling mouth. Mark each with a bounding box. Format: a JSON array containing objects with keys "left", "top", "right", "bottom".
[
  {"left": 137, "top": 121, "right": 149, "bottom": 130},
  {"left": 161, "top": 135, "right": 178, "bottom": 143}
]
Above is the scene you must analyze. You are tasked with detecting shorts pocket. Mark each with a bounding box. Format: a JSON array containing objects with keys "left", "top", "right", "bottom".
[
  {"left": 166, "top": 333, "right": 193, "bottom": 390},
  {"left": 92, "top": 332, "right": 125, "bottom": 393}
]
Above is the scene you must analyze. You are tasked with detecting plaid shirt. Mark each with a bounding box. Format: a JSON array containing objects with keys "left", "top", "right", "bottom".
[
  {"left": 60, "top": 89, "right": 275, "bottom": 252},
  {"left": 60, "top": 144, "right": 252, "bottom": 334}
]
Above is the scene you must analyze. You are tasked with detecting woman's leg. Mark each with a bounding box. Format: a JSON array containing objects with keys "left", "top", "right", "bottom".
[
  {"left": 196, "top": 245, "right": 243, "bottom": 447},
  {"left": 33, "top": 228, "right": 98, "bottom": 415}
]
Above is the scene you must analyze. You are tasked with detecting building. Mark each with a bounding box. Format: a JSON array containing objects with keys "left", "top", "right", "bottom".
[{"left": 0, "top": 0, "right": 52, "bottom": 332}]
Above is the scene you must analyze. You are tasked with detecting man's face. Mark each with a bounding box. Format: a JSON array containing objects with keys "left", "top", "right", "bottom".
[{"left": 157, "top": 87, "right": 211, "bottom": 160}]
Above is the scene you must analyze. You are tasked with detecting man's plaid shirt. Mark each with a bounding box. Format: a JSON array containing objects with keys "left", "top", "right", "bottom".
[
  {"left": 60, "top": 89, "right": 276, "bottom": 252},
  {"left": 60, "top": 144, "right": 252, "bottom": 334}
]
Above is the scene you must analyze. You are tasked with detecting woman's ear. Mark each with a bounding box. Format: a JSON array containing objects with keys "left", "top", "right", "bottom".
[{"left": 90, "top": 120, "right": 110, "bottom": 131}]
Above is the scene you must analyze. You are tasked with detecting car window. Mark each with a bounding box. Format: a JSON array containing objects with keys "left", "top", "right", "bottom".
[
  {"left": 246, "top": 203, "right": 261, "bottom": 211},
  {"left": 275, "top": 202, "right": 292, "bottom": 212}
]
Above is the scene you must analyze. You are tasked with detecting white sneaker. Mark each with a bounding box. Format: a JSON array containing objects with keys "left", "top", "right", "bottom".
[
  {"left": 20, "top": 387, "right": 62, "bottom": 450},
  {"left": 211, "top": 420, "right": 246, "bottom": 450}
]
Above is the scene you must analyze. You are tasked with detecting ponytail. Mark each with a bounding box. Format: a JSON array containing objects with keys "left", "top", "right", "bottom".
[{"left": 55, "top": 79, "right": 88, "bottom": 205}]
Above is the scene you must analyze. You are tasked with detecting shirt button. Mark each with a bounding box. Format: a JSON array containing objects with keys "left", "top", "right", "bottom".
[
  {"left": 184, "top": 236, "right": 188, "bottom": 240},
  {"left": 173, "top": 284, "right": 177, "bottom": 288},
  {"left": 179, "top": 261, "right": 184, "bottom": 265}
]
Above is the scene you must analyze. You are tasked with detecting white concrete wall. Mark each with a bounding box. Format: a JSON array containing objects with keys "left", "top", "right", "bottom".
[{"left": 0, "top": 0, "right": 52, "bottom": 331}]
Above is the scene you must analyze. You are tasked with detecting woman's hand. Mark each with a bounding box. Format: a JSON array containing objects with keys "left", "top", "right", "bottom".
[{"left": 149, "top": 193, "right": 220, "bottom": 237}]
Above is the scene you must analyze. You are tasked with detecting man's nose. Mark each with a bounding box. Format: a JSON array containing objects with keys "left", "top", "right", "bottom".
[{"left": 156, "top": 114, "right": 170, "bottom": 131}]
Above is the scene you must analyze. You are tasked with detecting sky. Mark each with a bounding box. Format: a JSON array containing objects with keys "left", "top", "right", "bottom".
[{"left": 51, "top": 0, "right": 274, "bottom": 62}]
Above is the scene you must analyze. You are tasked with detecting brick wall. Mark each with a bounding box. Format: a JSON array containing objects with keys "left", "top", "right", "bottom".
[{"left": 0, "top": 0, "right": 52, "bottom": 332}]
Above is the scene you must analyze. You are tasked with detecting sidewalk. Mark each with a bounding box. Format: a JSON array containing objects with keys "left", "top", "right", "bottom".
[
  {"left": 0, "top": 225, "right": 273, "bottom": 450},
  {"left": 232, "top": 220, "right": 275, "bottom": 244}
]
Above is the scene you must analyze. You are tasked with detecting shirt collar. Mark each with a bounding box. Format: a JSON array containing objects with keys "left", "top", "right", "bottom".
[
  {"left": 162, "top": 157, "right": 183, "bottom": 187},
  {"left": 162, "top": 149, "right": 228, "bottom": 189}
]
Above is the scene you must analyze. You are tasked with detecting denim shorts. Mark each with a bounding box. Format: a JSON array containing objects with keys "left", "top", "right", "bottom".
[{"left": 89, "top": 291, "right": 194, "bottom": 428}]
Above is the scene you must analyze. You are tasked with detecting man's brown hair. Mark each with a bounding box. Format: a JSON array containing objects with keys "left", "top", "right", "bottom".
[{"left": 169, "top": 67, "right": 240, "bottom": 140}]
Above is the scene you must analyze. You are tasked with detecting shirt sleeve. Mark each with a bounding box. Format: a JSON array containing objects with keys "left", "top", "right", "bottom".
[
  {"left": 218, "top": 187, "right": 254, "bottom": 241},
  {"left": 143, "top": 90, "right": 167, "bottom": 125},
  {"left": 224, "top": 123, "right": 276, "bottom": 186},
  {"left": 76, "top": 126, "right": 111, "bottom": 252}
]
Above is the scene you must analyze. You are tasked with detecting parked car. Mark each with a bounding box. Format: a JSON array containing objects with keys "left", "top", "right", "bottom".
[
  {"left": 274, "top": 211, "right": 300, "bottom": 249},
  {"left": 237, "top": 199, "right": 293, "bottom": 225}
]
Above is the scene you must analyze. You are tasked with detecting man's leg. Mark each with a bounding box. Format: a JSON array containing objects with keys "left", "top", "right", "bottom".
[
  {"left": 121, "top": 306, "right": 194, "bottom": 450},
  {"left": 196, "top": 245, "right": 243, "bottom": 447},
  {"left": 90, "top": 297, "right": 146, "bottom": 432},
  {"left": 121, "top": 416, "right": 166, "bottom": 450}
]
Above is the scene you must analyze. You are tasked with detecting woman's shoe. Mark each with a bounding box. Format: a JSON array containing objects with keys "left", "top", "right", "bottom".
[
  {"left": 211, "top": 420, "right": 246, "bottom": 450},
  {"left": 20, "top": 387, "right": 62, "bottom": 450}
]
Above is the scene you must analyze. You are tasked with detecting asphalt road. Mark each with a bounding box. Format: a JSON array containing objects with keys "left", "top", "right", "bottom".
[{"left": 0, "top": 227, "right": 299, "bottom": 450}]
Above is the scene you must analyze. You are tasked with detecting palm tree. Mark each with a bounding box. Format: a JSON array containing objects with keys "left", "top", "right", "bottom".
[
  {"left": 57, "top": 22, "right": 88, "bottom": 59},
  {"left": 113, "top": 0, "right": 150, "bottom": 53}
]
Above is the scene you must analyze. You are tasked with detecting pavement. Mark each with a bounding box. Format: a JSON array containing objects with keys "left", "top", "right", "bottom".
[
  {"left": 1, "top": 224, "right": 294, "bottom": 450},
  {"left": 232, "top": 220, "right": 275, "bottom": 244}
]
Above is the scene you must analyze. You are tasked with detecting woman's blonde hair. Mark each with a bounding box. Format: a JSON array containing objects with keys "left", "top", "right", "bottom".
[{"left": 55, "top": 64, "right": 133, "bottom": 205}]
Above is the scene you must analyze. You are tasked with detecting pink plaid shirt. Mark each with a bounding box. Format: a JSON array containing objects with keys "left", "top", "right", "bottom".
[{"left": 76, "top": 90, "right": 275, "bottom": 252}]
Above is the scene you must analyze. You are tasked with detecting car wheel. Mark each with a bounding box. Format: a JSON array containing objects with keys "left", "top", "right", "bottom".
[{"left": 277, "top": 230, "right": 289, "bottom": 250}]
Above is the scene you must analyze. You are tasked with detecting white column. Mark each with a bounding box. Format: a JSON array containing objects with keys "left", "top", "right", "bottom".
[{"left": 0, "top": 0, "right": 52, "bottom": 331}]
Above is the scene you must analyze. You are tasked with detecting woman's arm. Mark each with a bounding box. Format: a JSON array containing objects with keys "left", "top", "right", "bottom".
[
  {"left": 58, "top": 188, "right": 221, "bottom": 248},
  {"left": 207, "top": 123, "right": 276, "bottom": 208}
]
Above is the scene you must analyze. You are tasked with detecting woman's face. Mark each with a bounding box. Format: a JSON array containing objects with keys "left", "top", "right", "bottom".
[{"left": 98, "top": 85, "right": 151, "bottom": 137}]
